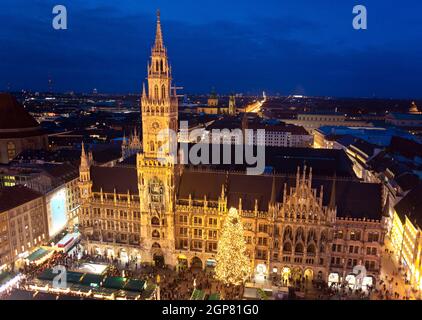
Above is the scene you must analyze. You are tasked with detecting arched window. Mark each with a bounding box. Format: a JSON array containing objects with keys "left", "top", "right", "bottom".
[
  {"left": 152, "top": 230, "right": 160, "bottom": 238},
  {"left": 151, "top": 217, "right": 160, "bottom": 226},
  {"left": 154, "top": 85, "right": 159, "bottom": 100},
  {"left": 161, "top": 84, "right": 166, "bottom": 99},
  {"left": 295, "top": 227, "right": 304, "bottom": 242},
  {"left": 283, "top": 227, "right": 293, "bottom": 241},
  {"left": 307, "top": 244, "right": 316, "bottom": 255},
  {"left": 156, "top": 61, "right": 159, "bottom": 72},
  {"left": 160, "top": 60, "right": 164, "bottom": 72},
  {"left": 295, "top": 243, "right": 304, "bottom": 254},
  {"left": 150, "top": 141, "right": 155, "bottom": 152},
  {"left": 283, "top": 242, "right": 292, "bottom": 253},
  {"left": 307, "top": 229, "right": 316, "bottom": 243}
]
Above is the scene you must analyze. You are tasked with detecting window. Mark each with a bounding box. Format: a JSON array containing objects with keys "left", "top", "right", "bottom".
[
  {"left": 179, "top": 239, "right": 188, "bottom": 249},
  {"left": 258, "top": 237, "right": 267, "bottom": 246},
  {"left": 193, "top": 229, "right": 202, "bottom": 238},
  {"left": 179, "top": 215, "right": 188, "bottom": 224},
  {"left": 208, "top": 242, "right": 217, "bottom": 252},
  {"left": 208, "top": 230, "right": 217, "bottom": 239},
  {"left": 193, "top": 217, "right": 202, "bottom": 225},
  {"left": 7, "top": 141, "right": 16, "bottom": 160},
  {"left": 192, "top": 240, "right": 202, "bottom": 250},
  {"left": 208, "top": 218, "right": 217, "bottom": 226},
  {"left": 154, "top": 85, "right": 159, "bottom": 100},
  {"left": 179, "top": 227, "right": 188, "bottom": 236},
  {"left": 161, "top": 84, "right": 166, "bottom": 99},
  {"left": 368, "top": 232, "right": 379, "bottom": 242}
]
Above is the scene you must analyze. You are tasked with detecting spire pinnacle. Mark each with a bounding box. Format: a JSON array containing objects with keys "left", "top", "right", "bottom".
[
  {"left": 270, "top": 172, "right": 277, "bottom": 204},
  {"left": 153, "top": 9, "right": 164, "bottom": 52},
  {"left": 329, "top": 172, "right": 337, "bottom": 210},
  {"left": 80, "top": 142, "right": 89, "bottom": 169}
]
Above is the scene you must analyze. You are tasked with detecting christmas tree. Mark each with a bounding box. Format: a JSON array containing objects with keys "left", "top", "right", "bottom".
[{"left": 215, "top": 207, "right": 251, "bottom": 285}]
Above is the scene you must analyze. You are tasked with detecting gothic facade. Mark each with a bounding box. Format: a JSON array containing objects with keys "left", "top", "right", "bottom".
[{"left": 78, "top": 12, "right": 386, "bottom": 285}]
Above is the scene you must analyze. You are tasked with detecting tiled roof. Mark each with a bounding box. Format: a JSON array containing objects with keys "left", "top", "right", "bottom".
[
  {"left": 395, "top": 183, "right": 422, "bottom": 227},
  {"left": 90, "top": 166, "right": 138, "bottom": 194},
  {"left": 0, "top": 185, "right": 43, "bottom": 212},
  {"left": 176, "top": 169, "right": 383, "bottom": 219}
]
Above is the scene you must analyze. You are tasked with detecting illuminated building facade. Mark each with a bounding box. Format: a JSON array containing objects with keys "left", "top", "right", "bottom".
[
  {"left": 78, "top": 12, "right": 386, "bottom": 285},
  {"left": 0, "top": 186, "right": 48, "bottom": 268},
  {"left": 389, "top": 184, "right": 422, "bottom": 291}
]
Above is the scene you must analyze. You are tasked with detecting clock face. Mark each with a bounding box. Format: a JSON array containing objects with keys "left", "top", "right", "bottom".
[{"left": 151, "top": 121, "right": 160, "bottom": 130}]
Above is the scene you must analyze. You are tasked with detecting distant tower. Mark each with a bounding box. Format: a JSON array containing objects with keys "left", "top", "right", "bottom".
[
  {"left": 48, "top": 74, "right": 53, "bottom": 93},
  {"left": 409, "top": 101, "right": 420, "bottom": 114},
  {"left": 78, "top": 142, "right": 92, "bottom": 200},
  {"left": 208, "top": 87, "right": 218, "bottom": 107},
  {"left": 122, "top": 127, "right": 142, "bottom": 159},
  {"left": 229, "top": 94, "right": 236, "bottom": 115}
]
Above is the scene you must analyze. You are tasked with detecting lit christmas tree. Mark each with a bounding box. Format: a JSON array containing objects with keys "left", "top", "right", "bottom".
[{"left": 215, "top": 207, "right": 251, "bottom": 285}]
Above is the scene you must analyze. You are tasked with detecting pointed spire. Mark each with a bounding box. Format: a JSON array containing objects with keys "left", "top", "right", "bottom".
[
  {"left": 122, "top": 132, "right": 127, "bottom": 146},
  {"left": 270, "top": 173, "right": 277, "bottom": 205},
  {"left": 329, "top": 172, "right": 337, "bottom": 209},
  {"left": 142, "top": 82, "right": 146, "bottom": 98},
  {"left": 153, "top": 9, "right": 164, "bottom": 52},
  {"left": 383, "top": 194, "right": 390, "bottom": 217},
  {"left": 80, "top": 142, "right": 89, "bottom": 168},
  {"left": 81, "top": 141, "right": 86, "bottom": 157}
]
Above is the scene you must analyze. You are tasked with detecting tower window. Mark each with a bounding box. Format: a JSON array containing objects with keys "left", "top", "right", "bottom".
[
  {"left": 7, "top": 141, "right": 16, "bottom": 160},
  {"left": 161, "top": 84, "right": 166, "bottom": 99},
  {"left": 154, "top": 85, "right": 159, "bottom": 100}
]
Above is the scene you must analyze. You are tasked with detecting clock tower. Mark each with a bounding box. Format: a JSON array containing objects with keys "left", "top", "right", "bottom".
[{"left": 137, "top": 10, "right": 178, "bottom": 266}]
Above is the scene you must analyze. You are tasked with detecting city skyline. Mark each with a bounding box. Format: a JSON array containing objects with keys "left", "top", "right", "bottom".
[{"left": 1, "top": 0, "right": 422, "bottom": 99}]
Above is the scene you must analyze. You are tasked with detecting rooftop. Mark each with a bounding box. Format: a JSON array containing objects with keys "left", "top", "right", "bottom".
[{"left": 0, "top": 185, "right": 43, "bottom": 212}]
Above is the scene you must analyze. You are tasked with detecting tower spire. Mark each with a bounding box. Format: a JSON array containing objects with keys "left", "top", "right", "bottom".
[
  {"left": 153, "top": 9, "right": 164, "bottom": 52},
  {"left": 142, "top": 82, "right": 146, "bottom": 98},
  {"left": 270, "top": 172, "right": 277, "bottom": 205},
  {"left": 80, "top": 142, "right": 90, "bottom": 170},
  {"left": 329, "top": 172, "right": 337, "bottom": 210}
]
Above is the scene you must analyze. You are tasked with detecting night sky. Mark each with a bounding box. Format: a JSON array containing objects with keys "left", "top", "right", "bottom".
[{"left": 1, "top": 0, "right": 421, "bottom": 98}]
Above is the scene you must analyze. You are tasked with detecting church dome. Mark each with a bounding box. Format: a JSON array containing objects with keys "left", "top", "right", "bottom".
[{"left": 0, "top": 93, "right": 44, "bottom": 138}]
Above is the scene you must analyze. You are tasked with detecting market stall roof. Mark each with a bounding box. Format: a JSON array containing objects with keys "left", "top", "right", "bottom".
[
  {"left": 0, "top": 271, "right": 14, "bottom": 285},
  {"left": 102, "top": 276, "right": 127, "bottom": 290},
  {"left": 80, "top": 273, "right": 104, "bottom": 286},
  {"left": 26, "top": 247, "right": 51, "bottom": 262},
  {"left": 37, "top": 269, "right": 56, "bottom": 281},
  {"left": 124, "top": 279, "right": 146, "bottom": 292},
  {"left": 66, "top": 271, "right": 85, "bottom": 284},
  {"left": 208, "top": 293, "right": 220, "bottom": 300},
  {"left": 190, "top": 289, "right": 205, "bottom": 300}
]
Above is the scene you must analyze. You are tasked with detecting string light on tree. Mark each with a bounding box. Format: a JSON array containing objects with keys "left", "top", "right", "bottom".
[{"left": 215, "top": 207, "right": 251, "bottom": 285}]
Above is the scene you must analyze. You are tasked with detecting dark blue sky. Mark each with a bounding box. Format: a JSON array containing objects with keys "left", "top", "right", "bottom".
[{"left": 1, "top": 0, "right": 421, "bottom": 98}]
